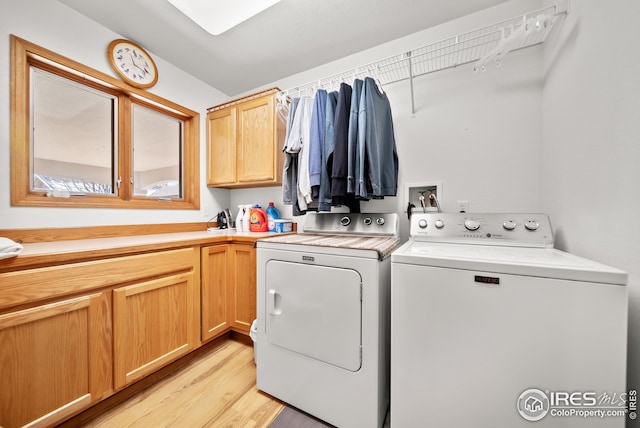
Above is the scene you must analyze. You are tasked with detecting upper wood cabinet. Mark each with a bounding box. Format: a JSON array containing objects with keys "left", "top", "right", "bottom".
[{"left": 206, "top": 88, "right": 285, "bottom": 188}]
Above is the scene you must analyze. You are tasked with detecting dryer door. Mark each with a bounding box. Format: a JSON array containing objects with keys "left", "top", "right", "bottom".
[{"left": 265, "top": 260, "right": 362, "bottom": 371}]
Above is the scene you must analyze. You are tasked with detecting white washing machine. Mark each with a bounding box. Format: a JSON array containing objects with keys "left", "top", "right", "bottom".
[
  {"left": 391, "top": 213, "right": 628, "bottom": 428},
  {"left": 256, "top": 212, "right": 401, "bottom": 428}
]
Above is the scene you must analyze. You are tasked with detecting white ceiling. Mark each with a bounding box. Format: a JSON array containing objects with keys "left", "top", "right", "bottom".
[{"left": 57, "top": 0, "right": 510, "bottom": 97}]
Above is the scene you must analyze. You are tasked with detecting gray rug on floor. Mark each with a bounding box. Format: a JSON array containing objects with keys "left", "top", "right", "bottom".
[{"left": 268, "top": 406, "right": 335, "bottom": 428}]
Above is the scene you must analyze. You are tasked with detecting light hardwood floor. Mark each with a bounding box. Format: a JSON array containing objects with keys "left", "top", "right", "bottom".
[{"left": 80, "top": 339, "right": 284, "bottom": 428}]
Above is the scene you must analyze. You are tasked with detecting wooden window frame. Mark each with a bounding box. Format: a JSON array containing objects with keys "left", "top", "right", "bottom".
[{"left": 10, "top": 35, "right": 200, "bottom": 210}]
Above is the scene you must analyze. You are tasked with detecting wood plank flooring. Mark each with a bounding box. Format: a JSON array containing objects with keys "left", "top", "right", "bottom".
[{"left": 80, "top": 339, "right": 284, "bottom": 428}]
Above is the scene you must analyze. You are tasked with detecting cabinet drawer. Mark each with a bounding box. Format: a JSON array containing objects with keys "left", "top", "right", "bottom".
[{"left": 0, "top": 248, "right": 195, "bottom": 312}]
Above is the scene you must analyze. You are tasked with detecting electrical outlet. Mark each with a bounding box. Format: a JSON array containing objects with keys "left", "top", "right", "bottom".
[
  {"left": 457, "top": 201, "right": 469, "bottom": 213},
  {"left": 202, "top": 204, "right": 211, "bottom": 217}
]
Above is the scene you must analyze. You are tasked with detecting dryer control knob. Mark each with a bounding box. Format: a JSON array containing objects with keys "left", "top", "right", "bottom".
[
  {"left": 418, "top": 219, "right": 428, "bottom": 229},
  {"left": 525, "top": 220, "right": 539, "bottom": 231},
  {"left": 340, "top": 216, "right": 351, "bottom": 226},
  {"left": 363, "top": 217, "right": 372, "bottom": 225},
  {"left": 503, "top": 220, "right": 517, "bottom": 231},
  {"left": 376, "top": 217, "right": 385, "bottom": 225},
  {"left": 464, "top": 219, "right": 480, "bottom": 231},
  {"left": 435, "top": 219, "right": 445, "bottom": 229}
]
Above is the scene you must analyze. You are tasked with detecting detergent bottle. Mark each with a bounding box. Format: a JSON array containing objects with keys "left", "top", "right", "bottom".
[
  {"left": 249, "top": 204, "right": 268, "bottom": 232},
  {"left": 266, "top": 202, "right": 281, "bottom": 232}
]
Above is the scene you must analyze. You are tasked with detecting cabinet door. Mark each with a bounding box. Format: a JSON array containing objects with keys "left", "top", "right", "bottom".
[
  {"left": 229, "top": 244, "right": 257, "bottom": 333},
  {"left": 207, "top": 106, "right": 237, "bottom": 186},
  {"left": 113, "top": 271, "right": 198, "bottom": 389},
  {"left": 0, "top": 293, "right": 111, "bottom": 428},
  {"left": 201, "top": 245, "right": 230, "bottom": 342},
  {"left": 236, "top": 96, "right": 276, "bottom": 183}
]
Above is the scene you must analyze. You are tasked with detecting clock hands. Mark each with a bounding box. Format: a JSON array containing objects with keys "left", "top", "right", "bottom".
[{"left": 129, "top": 52, "right": 147, "bottom": 75}]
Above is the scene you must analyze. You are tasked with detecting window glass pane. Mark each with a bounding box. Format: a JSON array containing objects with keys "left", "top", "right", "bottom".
[
  {"left": 31, "top": 68, "right": 116, "bottom": 194},
  {"left": 132, "top": 103, "right": 183, "bottom": 198}
]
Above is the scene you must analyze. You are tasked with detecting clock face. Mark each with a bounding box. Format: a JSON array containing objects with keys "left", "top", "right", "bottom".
[{"left": 107, "top": 39, "right": 158, "bottom": 88}]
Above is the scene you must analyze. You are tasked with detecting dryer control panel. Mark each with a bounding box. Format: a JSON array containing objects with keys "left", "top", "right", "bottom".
[
  {"left": 410, "top": 213, "right": 554, "bottom": 248},
  {"left": 304, "top": 212, "right": 399, "bottom": 237}
]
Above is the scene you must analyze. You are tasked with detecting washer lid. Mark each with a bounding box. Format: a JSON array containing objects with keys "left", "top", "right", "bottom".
[{"left": 391, "top": 241, "right": 627, "bottom": 285}]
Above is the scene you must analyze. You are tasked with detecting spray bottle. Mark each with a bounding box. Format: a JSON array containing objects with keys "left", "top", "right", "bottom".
[
  {"left": 242, "top": 204, "right": 252, "bottom": 232},
  {"left": 236, "top": 205, "right": 245, "bottom": 232}
]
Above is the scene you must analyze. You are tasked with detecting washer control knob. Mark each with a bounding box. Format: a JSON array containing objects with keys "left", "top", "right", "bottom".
[
  {"left": 525, "top": 220, "right": 539, "bottom": 231},
  {"left": 418, "top": 219, "right": 428, "bottom": 229},
  {"left": 435, "top": 219, "right": 445, "bottom": 229},
  {"left": 363, "top": 217, "right": 372, "bottom": 225},
  {"left": 464, "top": 219, "right": 480, "bottom": 231},
  {"left": 503, "top": 220, "right": 517, "bottom": 231},
  {"left": 340, "top": 216, "right": 351, "bottom": 226},
  {"left": 376, "top": 217, "right": 385, "bottom": 225}
]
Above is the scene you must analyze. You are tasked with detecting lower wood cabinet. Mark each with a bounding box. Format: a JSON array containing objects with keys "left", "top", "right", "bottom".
[
  {"left": 0, "top": 293, "right": 111, "bottom": 428},
  {"left": 112, "top": 263, "right": 199, "bottom": 389},
  {"left": 201, "top": 244, "right": 231, "bottom": 341},
  {"left": 201, "top": 243, "right": 256, "bottom": 340},
  {"left": 229, "top": 243, "right": 257, "bottom": 334},
  {"left": 0, "top": 247, "right": 198, "bottom": 427},
  {"left": 0, "top": 239, "right": 257, "bottom": 426}
]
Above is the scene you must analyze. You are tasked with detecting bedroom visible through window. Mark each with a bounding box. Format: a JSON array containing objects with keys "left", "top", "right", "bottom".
[
  {"left": 31, "top": 68, "right": 117, "bottom": 196},
  {"left": 132, "top": 103, "right": 183, "bottom": 199},
  {"left": 10, "top": 35, "right": 200, "bottom": 210}
]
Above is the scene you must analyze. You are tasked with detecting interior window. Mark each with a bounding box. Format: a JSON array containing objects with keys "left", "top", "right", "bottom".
[
  {"left": 10, "top": 35, "right": 200, "bottom": 210},
  {"left": 132, "top": 103, "right": 183, "bottom": 199},
  {"left": 31, "top": 68, "right": 117, "bottom": 195}
]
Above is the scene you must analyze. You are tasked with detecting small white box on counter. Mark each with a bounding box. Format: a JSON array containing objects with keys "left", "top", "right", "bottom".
[{"left": 274, "top": 219, "right": 293, "bottom": 233}]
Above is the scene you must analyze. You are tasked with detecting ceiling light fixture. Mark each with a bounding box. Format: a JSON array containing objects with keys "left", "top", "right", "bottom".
[{"left": 167, "top": 0, "right": 281, "bottom": 35}]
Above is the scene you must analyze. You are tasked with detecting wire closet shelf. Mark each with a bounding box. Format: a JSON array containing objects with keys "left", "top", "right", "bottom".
[{"left": 278, "top": 1, "right": 568, "bottom": 113}]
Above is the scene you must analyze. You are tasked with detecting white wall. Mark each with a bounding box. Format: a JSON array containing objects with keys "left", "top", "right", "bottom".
[
  {"left": 0, "top": 0, "right": 231, "bottom": 228},
  {"left": 239, "top": 0, "right": 545, "bottom": 240},
  {"left": 542, "top": 0, "right": 640, "bottom": 406}
]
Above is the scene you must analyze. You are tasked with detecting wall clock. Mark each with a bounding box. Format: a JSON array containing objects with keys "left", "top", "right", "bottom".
[{"left": 107, "top": 39, "right": 158, "bottom": 88}]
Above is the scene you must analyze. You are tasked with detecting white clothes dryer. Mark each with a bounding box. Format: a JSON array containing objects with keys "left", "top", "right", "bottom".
[
  {"left": 257, "top": 212, "right": 401, "bottom": 428},
  {"left": 390, "top": 213, "right": 628, "bottom": 428}
]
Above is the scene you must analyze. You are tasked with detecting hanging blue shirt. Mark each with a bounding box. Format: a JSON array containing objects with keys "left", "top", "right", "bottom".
[
  {"left": 357, "top": 77, "right": 398, "bottom": 198},
  {"left": 309, "top": 89, "right": 327, "bottom": 198}
]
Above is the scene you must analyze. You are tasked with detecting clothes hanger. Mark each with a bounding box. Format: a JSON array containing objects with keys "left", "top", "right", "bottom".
[{"left": 374, "top": 65, "right": 385, "bottom": 94}]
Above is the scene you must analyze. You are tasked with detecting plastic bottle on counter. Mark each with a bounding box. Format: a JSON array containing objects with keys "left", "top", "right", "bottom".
[
  {"left": 236, "top": 205, "right": 245, "bottom": 232},
  {"left": 249, "top": 204, "right": 268, "bottom": 232},
  {"left": 266, "top": 202, "right": 281, "bottom": 232},
  {"left": 242, "top": 204, "right": 252, "bottom": 232}
]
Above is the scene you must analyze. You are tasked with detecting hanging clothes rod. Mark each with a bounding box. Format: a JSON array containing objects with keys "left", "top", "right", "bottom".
[{"left": 279, "top": 1, "right": 569, "bottom": 113}]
